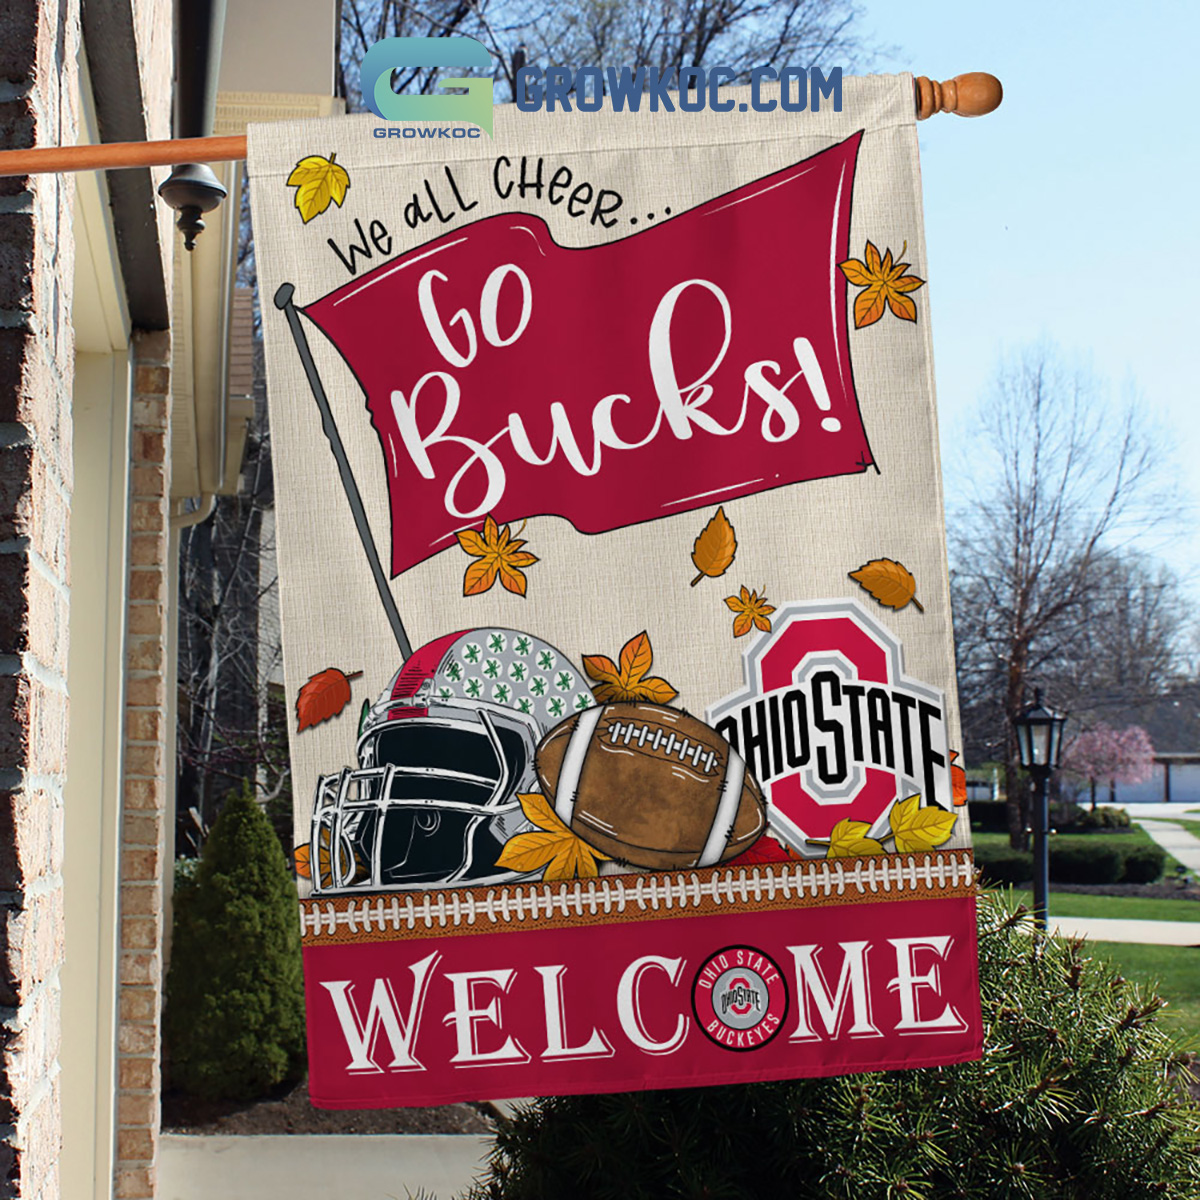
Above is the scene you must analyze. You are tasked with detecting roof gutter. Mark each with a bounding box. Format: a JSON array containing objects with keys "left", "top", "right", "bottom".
[{"left": 170, "top": 0, "right": 238, "bottom": 500}]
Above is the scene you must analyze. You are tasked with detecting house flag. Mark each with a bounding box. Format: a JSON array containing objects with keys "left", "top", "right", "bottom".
[{"left": 248, "top": 73, "right": 982, "bottom": 1109}]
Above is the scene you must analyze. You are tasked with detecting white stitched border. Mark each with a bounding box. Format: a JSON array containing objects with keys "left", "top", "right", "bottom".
[{"left": 300, "top": 852, "right": 975, "bottom": 938}]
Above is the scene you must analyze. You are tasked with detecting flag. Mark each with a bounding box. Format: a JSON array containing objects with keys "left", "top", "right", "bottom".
[
  {"left": 249, "top": 74, "right": 981, "bottom": 1110},
  {"left": 302, "top": 136, "right": 870, "bottom": 577}
]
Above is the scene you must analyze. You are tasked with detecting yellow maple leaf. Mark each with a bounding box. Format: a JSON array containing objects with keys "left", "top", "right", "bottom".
[
  {"left": 286, "top": 153, "right": 351, "bottom": 224},
  {"left": 456, "top": 515, "right": 539, "bottom": 597},
  {"left": 888, "top": 794, "right": 957, "bottom": 853},
  {"left": 583, "top": 631, "right": 678, "bottom": 705},
  {"left": 495, "top": 793, "right": 610, "bottom": 882},
  {"left": 724, "top": 586, "right": 775, "bottom": 638},
  {"left": 838, "top": 240, "right": 925, "bottom": 329},
  {"left": 824, "top": 819, "right": 884, "bottom": 859}
]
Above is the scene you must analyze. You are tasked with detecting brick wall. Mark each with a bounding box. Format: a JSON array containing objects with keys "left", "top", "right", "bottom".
[
  {"left": 0, "top": 1, "right": 80, "bottom": 1197},
  {"left": 114, "top": 332, "right": 171, "bottom": 1200}
]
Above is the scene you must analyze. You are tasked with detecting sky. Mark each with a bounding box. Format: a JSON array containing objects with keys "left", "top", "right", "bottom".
[{"left": 864, "top": 0, "right": 1199, "bottom": 594}]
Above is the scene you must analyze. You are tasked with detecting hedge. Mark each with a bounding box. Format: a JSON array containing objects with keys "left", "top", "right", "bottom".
[
  {"left": 973, "top": 843, "right": 1032, "bottom": 886},
  {"left": 1121, "top": 844, "right": 1167, "bottom": 884},
  {"left": 468, "top": 891, "right": 1200, "bottom": 1200},
  {"left": 1050, "top": 841, "right": 1124, "bottom": 884},
  {"left": 974, "top": 837, "right": 1166, "bottom": 886}
]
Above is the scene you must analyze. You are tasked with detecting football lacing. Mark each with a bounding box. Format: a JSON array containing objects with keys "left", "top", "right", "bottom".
[{"left": 606, "top": 719, "right": 718, "bottom": 774}]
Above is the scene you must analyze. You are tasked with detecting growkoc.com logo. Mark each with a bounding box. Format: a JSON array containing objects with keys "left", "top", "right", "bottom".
[
  {"left": 362, "top": 36, "right": 844, "bottom": 140},
  {"left": 361, "top": 36, "right": 495, "bottom": 136}
]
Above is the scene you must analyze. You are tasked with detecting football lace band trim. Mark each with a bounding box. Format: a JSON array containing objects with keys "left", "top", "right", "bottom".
[
  {"left": 698, "top": 749, "right": 747, "bottom": 867},
  {"left": 554, "top": 705, "right": 604, "bottom": 825},
  {"left": 298, "top": 850, "right": 977, "bottom": 944}
]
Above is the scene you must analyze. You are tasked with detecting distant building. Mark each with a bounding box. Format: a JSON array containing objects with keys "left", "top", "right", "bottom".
[{"left": 1080, "top": 685, "right": 1200, "bottom": 805}]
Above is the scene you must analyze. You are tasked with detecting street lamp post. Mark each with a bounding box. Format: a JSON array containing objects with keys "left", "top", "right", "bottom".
[{"left": 1013, "top": 689, "right": 1067, "bottom": 931}]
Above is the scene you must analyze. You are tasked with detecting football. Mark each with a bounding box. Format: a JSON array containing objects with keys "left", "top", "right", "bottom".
[{"left": 535, "top": 702, "right": 766, "bottom": 870}]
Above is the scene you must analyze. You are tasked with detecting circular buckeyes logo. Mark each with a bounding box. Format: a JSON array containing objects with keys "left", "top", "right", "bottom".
[{"left": 692, "top": 946, "right": 788, "bottom": 1051}]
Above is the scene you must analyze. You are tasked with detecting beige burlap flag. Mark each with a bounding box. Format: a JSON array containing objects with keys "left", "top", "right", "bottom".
[{"left": 248, "top": 73, "right": 979, "bottom": 1108}]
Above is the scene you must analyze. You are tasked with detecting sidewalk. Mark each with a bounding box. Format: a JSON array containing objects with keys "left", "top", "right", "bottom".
[
  {"left": 1048, "top": 916, "right": 1200, "bottom": 946},
  {"left": 158, "top": 1134, "right": 490, "bottom": 1200},
  {"left": 1133, "top": 817, "right": 1200, "bottom": 873},
  {"left": 1034, "top": 814, "right": 1200, "bottom": 945}
]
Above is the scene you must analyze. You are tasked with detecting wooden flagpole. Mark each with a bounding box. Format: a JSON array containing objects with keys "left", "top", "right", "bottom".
[
  {"left": 0, "top": 134, "right": 247, "bottom": 177},
  {"left": 0, "top": 73, "right": 1000, "bottom": 177}
]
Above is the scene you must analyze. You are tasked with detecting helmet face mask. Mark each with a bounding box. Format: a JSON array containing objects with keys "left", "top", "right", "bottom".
[{"left": 307, "top": 629, "right": 593, "bottom": 896}]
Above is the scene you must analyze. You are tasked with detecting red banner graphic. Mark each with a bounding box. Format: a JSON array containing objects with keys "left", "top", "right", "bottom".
[
  {"left": 303, "top": 133, "right": 869, "bottom": 578},
  {"left": 304, "top": 893, "right": 980, "bottom": 1108}
]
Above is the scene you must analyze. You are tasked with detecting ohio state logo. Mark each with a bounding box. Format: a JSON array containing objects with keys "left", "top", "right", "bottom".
[
  {"left": 707, "top": 600, "right": 951, "bottom": 849},
  {"left": 693, "top": 946, "right": 788, "bottom": 1051}
]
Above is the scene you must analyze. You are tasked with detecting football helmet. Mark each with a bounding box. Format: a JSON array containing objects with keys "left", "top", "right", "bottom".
[{"left": 309, "top": 628, "right": 593, "bottom": 894}]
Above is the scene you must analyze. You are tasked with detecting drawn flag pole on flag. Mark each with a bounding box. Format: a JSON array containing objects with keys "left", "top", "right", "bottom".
[{"left": 273, "top": 282, "right": 413, "bottom": 657}]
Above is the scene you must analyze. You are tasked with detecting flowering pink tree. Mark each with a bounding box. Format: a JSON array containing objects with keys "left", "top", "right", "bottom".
[{"left": 1063, "top": 723, "right": 1156, "bottom": 809}]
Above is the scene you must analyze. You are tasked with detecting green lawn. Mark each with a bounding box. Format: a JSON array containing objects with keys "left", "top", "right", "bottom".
[
  {"left": 973, "top": 828, "right": 1162, "bottom": 852},
  {"left": 1174, "top": 819, "right": 1200, "bottom": 841},
  {"left": 1002, "top": 888, "right": 1200, "bottom": 923},
  {"left": 1085, "top": 941, "right": 1200, "bottom": 1041}
]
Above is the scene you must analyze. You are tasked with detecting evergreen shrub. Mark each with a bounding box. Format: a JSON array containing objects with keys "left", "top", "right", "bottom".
[
  {"left": 1122, "top": 844, "right": 1167, "bottom": 884},
  {"left": 1078, "top": 806, "right": 1132, "bottom": 831},
  {"left": 163, "top": 781, "right": 306, "bottom": 1100},
  {"left": 973, "top": 843, "right": 1032, "bottom": 886},
  {"left": 1049, "top": 841, "right": 1124, "bottom": 884},
  {"left": 1049, "top": 800, "right": 1087, "bottom": 829},
  {"left": 968, "top": 801, "right": 1010, "bottom": 833},
  {"left": 468, "top": 892, "right": 1200, "bottom": 1200}
]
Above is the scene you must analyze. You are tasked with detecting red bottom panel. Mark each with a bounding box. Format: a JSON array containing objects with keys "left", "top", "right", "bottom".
[{"left": 304, "top": 895, "right": 982, "bottom": 1108}]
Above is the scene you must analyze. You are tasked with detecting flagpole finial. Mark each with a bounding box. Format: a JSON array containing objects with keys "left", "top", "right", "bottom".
[
  {"left": 274, "top": 282, "right": 296, "bottom": 309},
  {"left": 915, "top": 73, "right": 1002, "bottom": 120}
]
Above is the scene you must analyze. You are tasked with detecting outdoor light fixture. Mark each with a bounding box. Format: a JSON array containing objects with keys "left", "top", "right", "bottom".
[
  {"left": 1013, "top": 689, "right": 1067, "bottom": 930},
  {"left": 157, "top": 162, "right": 227, "bottom": 251},
  {"left": 1014, "top": 689, "right": 1066, "bottom": 773}
]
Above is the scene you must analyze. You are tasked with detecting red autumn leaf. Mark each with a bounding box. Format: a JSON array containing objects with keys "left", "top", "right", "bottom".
[
  {"left": 296, "top": 667, "right": 362, "bottom": 732},
  {"left": 728, "top": 835, "right": 798, "bottom": 867}
]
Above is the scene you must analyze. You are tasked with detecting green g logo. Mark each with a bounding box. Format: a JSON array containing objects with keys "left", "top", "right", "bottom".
[{"left": 361, "top": 37, "right": 494, "bottom": 136}]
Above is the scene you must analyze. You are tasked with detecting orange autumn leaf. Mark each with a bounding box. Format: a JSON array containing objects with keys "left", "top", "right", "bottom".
[
  {"left": 296, "top": 667, "right": 363, "bottom": 731},
  {"left": 456, "top": 514, "right": 539, "bottom": 597},
  {"left": 950, "top": 750, "right": 968, "bottom": 807},
  {"left": 724, "top": 585, "right": 775, "bottom": 637},
  {"left": 293, "top": 843, "right": 312, "bottom": 879},
  {"left": 583, "top": 631, "right": 678, "bottom": 704},
  {"left": 496, "top": 793, "right": 610, "bottom": 881},
  {"left": 839, "top": 239, "right": 925, "bottom": 329},
  {"left": 690, "top": 506, "right": 737, "bottom": 586},
  {"left": 848, "top": 558, "right": 924, "bottom": 613}
]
